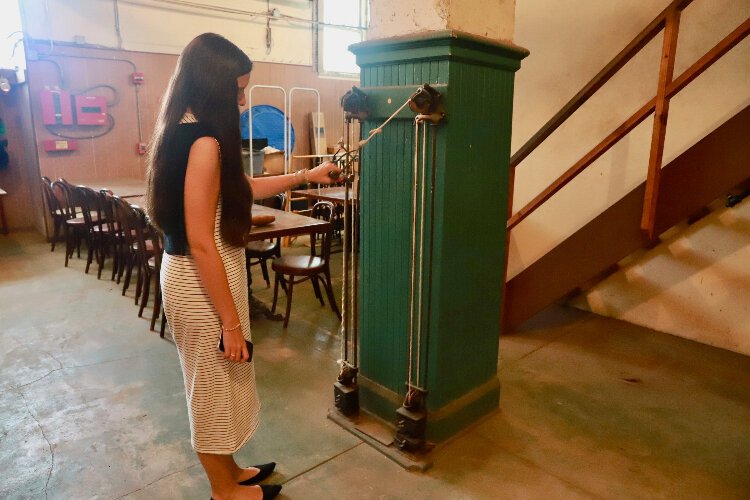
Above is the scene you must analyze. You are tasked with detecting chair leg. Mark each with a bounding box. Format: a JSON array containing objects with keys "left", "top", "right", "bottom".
[
  {"left": 96, "top": 238, "right": 107, "bottom": 279},
  {"left": 139, "top": 271, "right": 151, "bottom": 318},
  {"left": 64, "top": 225, "right": 72, "bottom": 267},
  {"left": 311, "top": 275, "right": 325, "bottom": 306},
  {"left": 135, "top": 259, "right": 144, "bottom": 305},
  {"left": 271, "top": 273, "right": 281, "bottom": 314},
  {"left": 160, "top": 309, "right": 167, "bottom": 338},
  {"left": 116, "top": 250, "right": 126, "bottom": 284},
  {"left": 283, "top": 278, "right": 295, "bottom": 328},
  {"left": 85, "top": 237, "right": 95, "bottom": 274},
  {"left": 323, "top": 270, "right": 341, "bottom": 319},
  {"left": 112, "top": 240, "right": 123, "bottom": 282},
  {"left": 122, "top": 253, "right": 135, "bottom": 295},
  {"left": 150, "top": 281, "right": 161, "bottom": 331},
  {"left": 51, "top": 219, "right": 61, "bottom": 252},
  {"left": 260, "top": 258, "right": 270, "bottom": 288}
]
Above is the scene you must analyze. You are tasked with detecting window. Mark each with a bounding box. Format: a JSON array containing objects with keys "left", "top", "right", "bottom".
[
  {"left": 318, "top": 0, "right": 367, "bottom": 77},
  {"left": 0, "top": 0, "right": 25, "bottom": 75}
]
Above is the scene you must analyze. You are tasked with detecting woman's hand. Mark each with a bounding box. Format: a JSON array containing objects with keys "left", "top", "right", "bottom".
[
  {"left": 222, "top": 327, "right": 250, "bottom": 362},
  {"left": 306, "top": 161, "right": 342, "bottom": 184}
]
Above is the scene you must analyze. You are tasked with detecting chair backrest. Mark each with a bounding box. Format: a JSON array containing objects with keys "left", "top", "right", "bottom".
[
  {"left": 98, "top": 189, "right": 117, "bottom": 234},
  {"left": 72, "top": 185, "right": 100, "bottom": 230},
  {"left": 50, "top": 180, "right": 77, "bottom": 219},
  {"left": 112, "top": 196, "right": 136, "bottom": 248},
  {"left": 40, "top": 176, "right": 60, "bottom": 215},
  {"left": 310, "top": 201, "right": 335, "bottom": 260}
]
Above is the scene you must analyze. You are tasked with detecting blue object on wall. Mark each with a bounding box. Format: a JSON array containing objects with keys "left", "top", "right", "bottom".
[{"left": 240, "top": 105, "right": 295, "bottom": 153}]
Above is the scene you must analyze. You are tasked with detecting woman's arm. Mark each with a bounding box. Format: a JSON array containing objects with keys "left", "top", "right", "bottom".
[
  {"left": 184, "top": 137, "right": 249, "bottom": 362},
  {"left": 247, "top": 161, "right": 341, "bottom": 200}
]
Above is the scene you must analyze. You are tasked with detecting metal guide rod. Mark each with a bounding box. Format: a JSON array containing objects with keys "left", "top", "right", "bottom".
[{"left": 247, "top": 85, "right": 287, "bottom": 180}]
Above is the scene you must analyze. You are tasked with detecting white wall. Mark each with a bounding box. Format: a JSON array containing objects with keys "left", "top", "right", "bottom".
[
  {"left": 19, "top": 0, "right": 315, "bottom": 65},
  {"left": 509, "top": 0, "right": 750, "bottom": 280}
]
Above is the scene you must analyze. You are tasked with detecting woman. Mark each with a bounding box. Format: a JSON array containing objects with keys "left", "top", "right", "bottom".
[{"left": 146, "top": 33, "right": 340, "bottom": 500}]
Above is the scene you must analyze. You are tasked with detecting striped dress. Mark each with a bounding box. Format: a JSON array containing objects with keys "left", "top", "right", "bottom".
[{"left": 160, "top": 121, "right": 260, "bottom": 454}]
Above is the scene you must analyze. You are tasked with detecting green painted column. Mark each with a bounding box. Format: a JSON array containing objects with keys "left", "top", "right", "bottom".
[{"left": 352, "top": 31, "right": 528, "bottom": 442}]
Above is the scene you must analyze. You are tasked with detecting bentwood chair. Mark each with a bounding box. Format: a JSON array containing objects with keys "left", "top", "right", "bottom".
[
  {"left": 40, "top": 176, "right": 66, "bottom": 251},
  {"left": 245, "top": 193, "right": 285, "bottom": 287},
  {"left": 112, "top": 199, "right": 153, "bottom": 300},
  {"left": 111, "top": 196, "right": 138, "bottom": 291},
  {"left": 53, "top": 180, "right": 87, "bottom": 267},
  {"left": 134, "top": 210, "right": 163, "bottom": 331},
  {"left": 93, "top": 190, "right": 120, "bottom": 280},
  {"left": 271, "top": 201, "right": 340, "bottom": 328},
  {"left": 73, "top": 186, "right": 112, "bottom": 278}
]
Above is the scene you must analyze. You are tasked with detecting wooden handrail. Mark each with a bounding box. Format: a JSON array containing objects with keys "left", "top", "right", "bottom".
[
  {"left": 509, "top": 0, "right": 693, "bottom": 168},
  {"left": 641, "top": 6, "right": 681, "bottom": 239},
  {"left": 507, "top": 14, "right": 750, "bottom": 231}
]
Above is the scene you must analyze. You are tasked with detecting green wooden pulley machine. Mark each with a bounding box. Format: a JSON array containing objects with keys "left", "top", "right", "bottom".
[{"left": 331, "top": 83, "right": 446, "bottom": 454}]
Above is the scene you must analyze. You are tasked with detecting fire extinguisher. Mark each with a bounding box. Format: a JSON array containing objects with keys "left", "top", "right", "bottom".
[{"left": 0, "top": 118, "right": 8, "bottom": 170}]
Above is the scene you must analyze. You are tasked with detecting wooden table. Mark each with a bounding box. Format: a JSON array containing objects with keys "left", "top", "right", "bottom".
[
  {"left": 0, "top": 187, "right": 7, "bottom": 235},
  {"left": 68, "top": 177, "right": 145, "bottom": 199},
  {"left": 291, "top": 186, "right": 358, "bottom": 205},
  {"left": 248, "top": 204, "right": 330, "bottom": 241}
]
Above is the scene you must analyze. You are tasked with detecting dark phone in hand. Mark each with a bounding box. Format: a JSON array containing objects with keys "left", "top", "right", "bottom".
[{"left": 218, "top": 334, "right": 254, "bottom": 362}]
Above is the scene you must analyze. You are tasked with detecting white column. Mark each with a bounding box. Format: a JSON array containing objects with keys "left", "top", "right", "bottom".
[{"left": 368, "top": 0, "right": 515, "bottom": 41}]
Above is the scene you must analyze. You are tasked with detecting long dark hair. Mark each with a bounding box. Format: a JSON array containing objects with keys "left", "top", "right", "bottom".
[{"left": 146, "top": 33, "right": 253, "bottom": 246}]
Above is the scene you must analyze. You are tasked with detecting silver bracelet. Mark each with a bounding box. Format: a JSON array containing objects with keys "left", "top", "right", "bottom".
[{"left": 295, "top": 168, "right": 309, "bottom": 185}]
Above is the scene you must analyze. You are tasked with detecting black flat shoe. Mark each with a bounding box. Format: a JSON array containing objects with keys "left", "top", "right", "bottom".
[
  {"left": 210, "top": 485, "right": 281, "bottom": 500},
  {"left": 260, "top": 484, "right": 282, "bottom": 499},
  {"left": 238, "top": 462, "right": 276, "bottom": 485}
]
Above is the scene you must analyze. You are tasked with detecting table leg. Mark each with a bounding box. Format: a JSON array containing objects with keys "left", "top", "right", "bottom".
[{"left": 0, "top": 197, "right": 8, "bottom": 235}]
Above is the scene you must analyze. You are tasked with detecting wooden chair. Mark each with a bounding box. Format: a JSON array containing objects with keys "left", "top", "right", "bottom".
[
  {"left": 41, "top": 176, "right": 66, "bottom": 251},
  {"left": 245, "top": 193, "right": 285, "bottom": 287},
  {"left": 93, "top": 190, "right": 120, "bottom": 280},
  {"left": 271, "top": 201, "right": 341, "bottom": 328},
  {"left": 113, "top": 200, "right": 152, "bottom": 300},
  {"left": 110, "top": 196, "right": 129, "bottom": 285},
  {"left": 111, "top": 196, "right": 139, "bottom": 293},
  {"left": 134, "top": 210, "right": 163, "bottom": 331},
  {"left": 73, "top": 186, "right": 112, "bottom": 279},
  {"left": 53, "top": 180, "right": 87, "bottom": 267}
]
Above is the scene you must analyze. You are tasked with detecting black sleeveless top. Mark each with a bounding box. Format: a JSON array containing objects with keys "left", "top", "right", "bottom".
[{"left": 161, "top": 122, "right": 216, "bottom": 255}]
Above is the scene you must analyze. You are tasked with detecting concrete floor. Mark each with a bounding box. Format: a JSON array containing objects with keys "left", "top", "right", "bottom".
[{"left": 1, "top": 230, "right": 749, "bottom": 499}]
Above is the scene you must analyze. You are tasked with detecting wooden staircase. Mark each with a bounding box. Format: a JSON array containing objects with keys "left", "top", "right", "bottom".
[
  {"left": 503, "top": 0, "right": 750, "bottom": 331},
  {"left": 505, "top": 105, "right": 750, "bottom": 329}
]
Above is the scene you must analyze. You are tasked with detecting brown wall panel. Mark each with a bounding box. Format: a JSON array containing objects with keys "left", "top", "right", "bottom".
[{"left": 27, "top": 43, "right": 357, "bottom": 184}]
